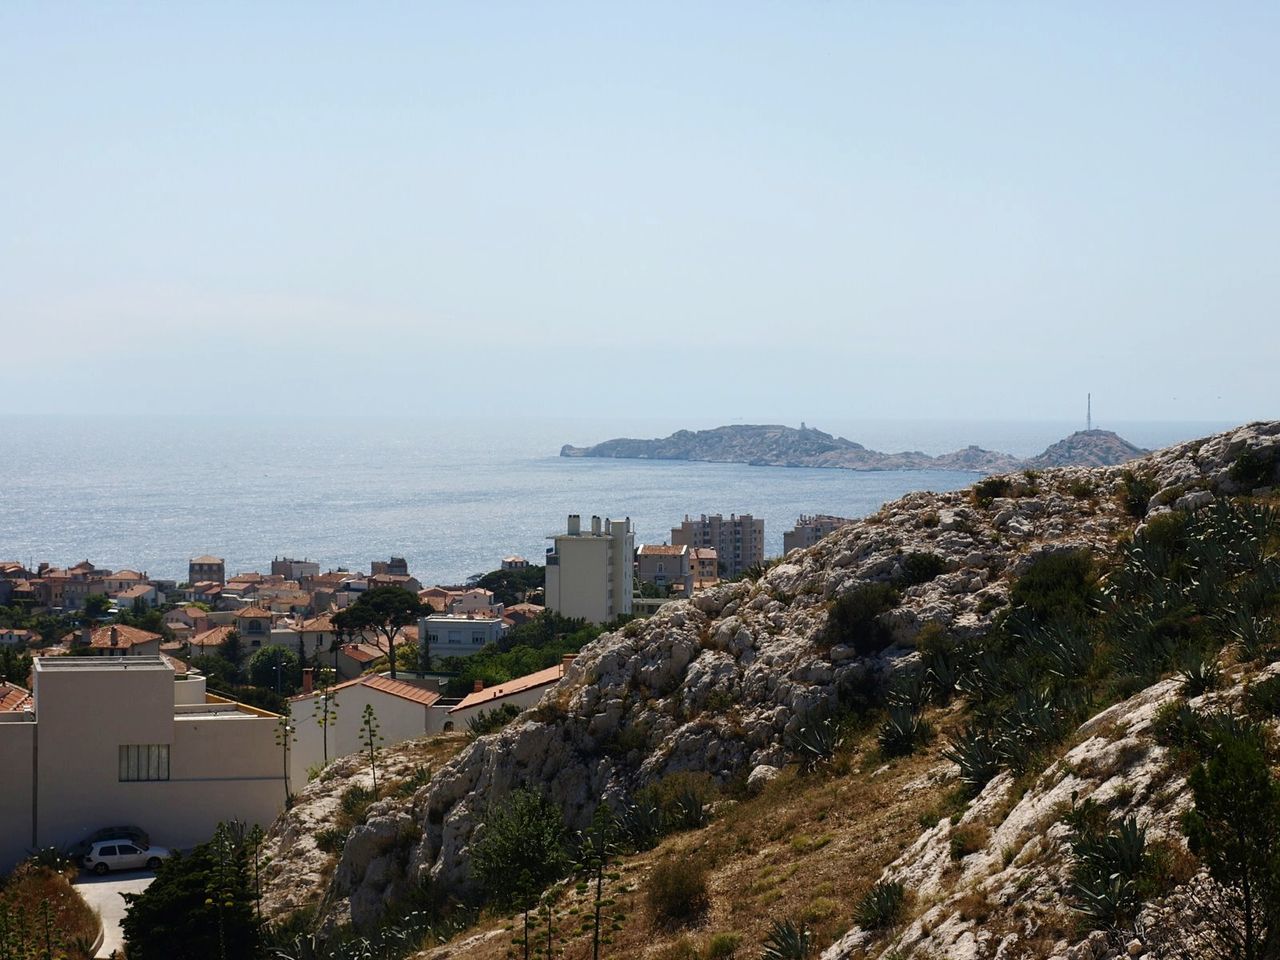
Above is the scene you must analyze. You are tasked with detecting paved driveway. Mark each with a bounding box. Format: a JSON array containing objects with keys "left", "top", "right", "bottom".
[{"left": 74, "top": 870, "right": 154, "bottom": 959}]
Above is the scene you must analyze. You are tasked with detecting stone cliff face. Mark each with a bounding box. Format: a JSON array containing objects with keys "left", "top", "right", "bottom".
[
  {"left": 560, "top": 424, "right": 1147, "bottom": 473},
  {"left": 316, "top": 422, "right": 1278, "bottom": 932}
]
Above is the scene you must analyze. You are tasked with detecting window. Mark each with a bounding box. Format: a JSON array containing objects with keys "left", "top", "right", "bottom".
[
  {"left": 119, "top": 844, "right": 140, "bottom": 855},
  {"left": 119, "top": 744, "right": 170, "bottom": 782},
  {"left": 100, "top": 846, "right": 118, "bottom": 857}
]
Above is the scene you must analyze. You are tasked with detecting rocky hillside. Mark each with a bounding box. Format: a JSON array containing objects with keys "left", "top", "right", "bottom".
[
  {"left": 264, "top": 422, "right": 1279, "bottom": 958},
  {"left": 560, "top": 423, "right": 1146, "bottom": 473}
]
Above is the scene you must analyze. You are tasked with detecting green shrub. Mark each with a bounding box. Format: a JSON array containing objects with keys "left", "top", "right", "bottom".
[
  {"left": 1008, "top": 550, "right": 1097, "bottom": 625},
  {"left": 1069, "top": 813, "right": 1150, "bottom": 928},
  {"left": 705, "top": 932, "right": 741, "bottom": 960},
  {"left": 900, "top": 552, "right": 947, "bottom": 587},
  {"left": 949, "top": 823, "right": 989, "bottom": 861},
  {"left": 1067, "top": 478, "right": 1098, "bottom": 499},
  {"left": 972, "top": 476, "right": 1013, "bottom": 507},
  {"left": 315, "top": 826, "right": 350, "bottom": 854},
  {"left": 1245, "top": 675, "right": 1280, "bottom": 717},
  {"left": 339, "top": 784, "right": 378, "bottom": 827},
  {"left": 824, "top": 583, "right": 899, "bottom": 655},
  {"left": 1152, "top": 701, "right": 1204, "bottom": 751},
  {"left": 1229, "top": 448, "right": 1276, "bottom": 490},
  {"left": 646, "top": 857, "right": 711, "bottom": 928},
  {"left": 466, "top": 702, "right": 522, "bottom": 739},
  {"left": 854, "top": 880, "right": 906, "bottom": 930},
  {"left": 1119, "top": 470, "right": 1159, "bottom": 518}
]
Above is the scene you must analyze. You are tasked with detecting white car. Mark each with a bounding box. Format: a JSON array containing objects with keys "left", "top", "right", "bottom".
[{"left": 82, "top": 839, "right": 171, "bottom": 875}]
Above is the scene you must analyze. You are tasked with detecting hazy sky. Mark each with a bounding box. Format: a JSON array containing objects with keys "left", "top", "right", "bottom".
[{"left": 3, "top": 2, "right": 1277, "bottom": 423}]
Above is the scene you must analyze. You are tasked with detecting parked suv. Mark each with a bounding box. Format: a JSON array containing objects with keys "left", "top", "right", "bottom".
[{"left": 82, "top": 839, "right": 171, "bottom": 875}]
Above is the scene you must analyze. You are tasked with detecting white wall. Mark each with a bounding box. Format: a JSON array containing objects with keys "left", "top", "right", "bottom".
[{"left": 288, "top": 685, "right": 433, "bottom": 791}]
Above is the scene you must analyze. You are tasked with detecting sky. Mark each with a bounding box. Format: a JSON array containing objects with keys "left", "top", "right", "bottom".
[{"left": 2, "top": 2, "right": 1277, "bottom": 424}]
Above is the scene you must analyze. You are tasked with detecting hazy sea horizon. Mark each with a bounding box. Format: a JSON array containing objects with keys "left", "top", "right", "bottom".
[{"left": 0, "top": 416, "right": 1238, "bottom": 586}]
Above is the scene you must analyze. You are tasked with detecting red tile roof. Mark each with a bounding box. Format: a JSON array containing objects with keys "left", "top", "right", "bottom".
[
  {"left": 234, "top": 606, "right": 274, "bottom": 619},
  {"left": 0, "top": 682, "right": 31, "bottom": 712},
  {"left": 449, "top": 663, "right": 566, "bottom": 713},
  {"left": 342, "top": 642, "right": 385, "bottom": 663},
  {"left": 289, "top": 673, "right": 440, "bottom": 708},
  {"left": 115, "top": 584, "right": 154, "bottom": 599},
  {"left": 638, "top": 544, "right": 688, "bottom": 556},
  {"left": 84, "top": 624, "right": 162, "bottom": 649},
  {"left": 190, "top": 625, "right": 235, "bottom": 649}
]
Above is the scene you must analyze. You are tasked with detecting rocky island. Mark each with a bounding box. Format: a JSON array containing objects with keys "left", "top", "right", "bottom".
[{"left": 560, "top": 423, "right": 1147, "bottom": 474}]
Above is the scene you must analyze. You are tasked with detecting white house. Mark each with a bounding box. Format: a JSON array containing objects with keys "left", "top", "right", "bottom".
[
  {"left": 445, "top": 657, "right": 575, "bottom": 731},
  {"left": 0, "top": 657, "right": 284, "bottom": 871},
  {"left": 419, "top": 614, "right": 505, "bottom": 661},
  {"left": 287, "top": 672, "right": 442, "bottom": 791}
]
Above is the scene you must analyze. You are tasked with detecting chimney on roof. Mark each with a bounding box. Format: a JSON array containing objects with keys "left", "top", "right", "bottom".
[
  {"left": 109, "top": 626, "right": 119, "bottom": 646},
  {"left": 473, "top": 679, "right": 484, "bottom": 693},
  {"left": 591, "top": 515, "right": 602, "bottom": 535},
  {"left": 302, "top": 668, "right": 314, "bottom": 696},
  {"left": 568, "top": 514, "right": 581, "bottom": 535},
  {"left": 81, "top": 622, "right": 92, "bottom": 646}
]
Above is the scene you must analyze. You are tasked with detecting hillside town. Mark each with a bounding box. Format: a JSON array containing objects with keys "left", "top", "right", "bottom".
[{"left": 0, "top": 510, "right": 847, "bottom": 874}]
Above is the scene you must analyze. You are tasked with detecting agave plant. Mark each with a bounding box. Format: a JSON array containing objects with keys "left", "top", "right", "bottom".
[
  {"left": 922, "top": 647, "right": 959, "bottom": 704},
  {"left": 1069, "top": 815, "right": 1149, "bottom": 928},
  {"left": 760, "top": 918, "right": 813, "bottom": 960},
  {"left": 943, "top": 725, "right": 1001, "bottom": 792},
  {"left": 854, "top": 880, "right": 906, "bottom": 930},
  {"left": 788, "top": 717, "right": 844, "bottom": 774},
  {"left": 667, "top": 786, "right": 710, "bottom": 831},
  {"left": 1178, "top": 658, "right": 1221, "bottom": 697},
  {"left": 886, "top": 667, "right": 929, "bottom": 711},
  {"left": 617, "top": 797, "right": 664, "bottom": 852},
  {"left": 878, "top": 705, "right": 932, "bottom": 758}
]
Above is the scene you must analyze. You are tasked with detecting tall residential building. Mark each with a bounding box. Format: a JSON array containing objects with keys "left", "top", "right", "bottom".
[
  {"left": 545, "top": 515, "right": 634, "bottom": 624},
  {"left": 188, "top": 555, "right": 225, "bottom": 586},
  {"left": 783, "top": 514, "right": 855, "bottom": 554},
  {"left": 671, "top": 514, "right": 764, "bottom": 579}
]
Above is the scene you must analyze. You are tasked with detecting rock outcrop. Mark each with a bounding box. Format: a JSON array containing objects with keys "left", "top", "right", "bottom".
[
  {"left": 325, "top": 422, "right": 1278, "bottom": 930},
  {"left": 560, "top": 424, "right": 1148, "bottom": 473}
]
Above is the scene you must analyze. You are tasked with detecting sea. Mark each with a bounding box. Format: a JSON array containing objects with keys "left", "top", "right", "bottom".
[{"left": 0, "top": 417, "right": 1234, "bottom": 587}]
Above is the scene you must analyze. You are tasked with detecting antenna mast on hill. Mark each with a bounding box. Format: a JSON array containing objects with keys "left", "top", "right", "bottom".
[{"left": 1087, "top": 393, "right": 1092, "bottom": 432}]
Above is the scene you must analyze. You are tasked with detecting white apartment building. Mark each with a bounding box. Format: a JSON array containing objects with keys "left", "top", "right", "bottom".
[
  {"left": 0, "top": 657, "right": 283, "bottom": 871},
  {"left": 418, "top": 613, "right": 506, "bottom": 659},
  {"left": 545, "top": 515, "right": 634, "bottom": 624}
]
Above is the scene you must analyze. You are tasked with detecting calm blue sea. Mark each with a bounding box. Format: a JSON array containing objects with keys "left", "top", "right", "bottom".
[{"left": 0, "top": 417, "right": 1233, "bottom": 586}]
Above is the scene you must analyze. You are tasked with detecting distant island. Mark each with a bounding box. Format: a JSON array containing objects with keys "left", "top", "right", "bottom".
[{"left": 560, "top": 423, "right": 1148, "bottom": 474}]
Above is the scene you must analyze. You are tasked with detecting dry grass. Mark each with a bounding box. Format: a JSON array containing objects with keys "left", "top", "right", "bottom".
[
  {"left": 0, "top": 864, "right": 101, "bottom": 959},
  {"left": 421, "top": 725, "right": 955, "bottom": 960}
]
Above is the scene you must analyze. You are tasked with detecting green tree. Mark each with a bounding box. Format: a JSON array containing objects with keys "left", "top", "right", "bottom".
[
  {"left": 472, "top": 789, "right": 569, "bottom": 960},
  {"left": 332, "top": 586, "right": 423, "bottom": 679},
  {"left": 219, "top": 629, "right": 245, "bottom": 669},
  {"left": 1183, "top": 734, "right": 1280, "bottom": 960},
  {"left": 190, "top": 654, "right": 238, "bottom": 690},
  {"left": 81, "top": 593, "right": 112, "bottom": 622},
  {"left": 248, "top": 646, "right": 301, "bottom": 694},
  {"left": 122, "top": 823, "right": 260, "bottom": 960},
  {"left": 0, "top": 647, "right": 32, "bottom": 685}
]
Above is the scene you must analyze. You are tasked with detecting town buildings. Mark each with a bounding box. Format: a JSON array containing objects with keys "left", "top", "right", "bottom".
[
  {"left": 544, "top": 515, "right": 634, "bottom": 623},
  {"left": 0, "top": 657, "right": 282, "bottom": 872},
  {"left": 370, "top": 557, "right": 409, "bottom": 577},
  {"left": 671, "top": 514, "right": 764, "bottom": 579},
  {"left": 270, "top": 556, "right": 320, "bottom": 581},
  {"left": 188, "top": 556, "right": 226, "bottom": 586},
  {"left": 783, "top": 514, "right": 855, "bottom": 554},
  {"left": 501, "top": 555, "right": 529, "bottom": 570},
  {"left": 635, "top": 544, "right": 694, "bottom": 597}
]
